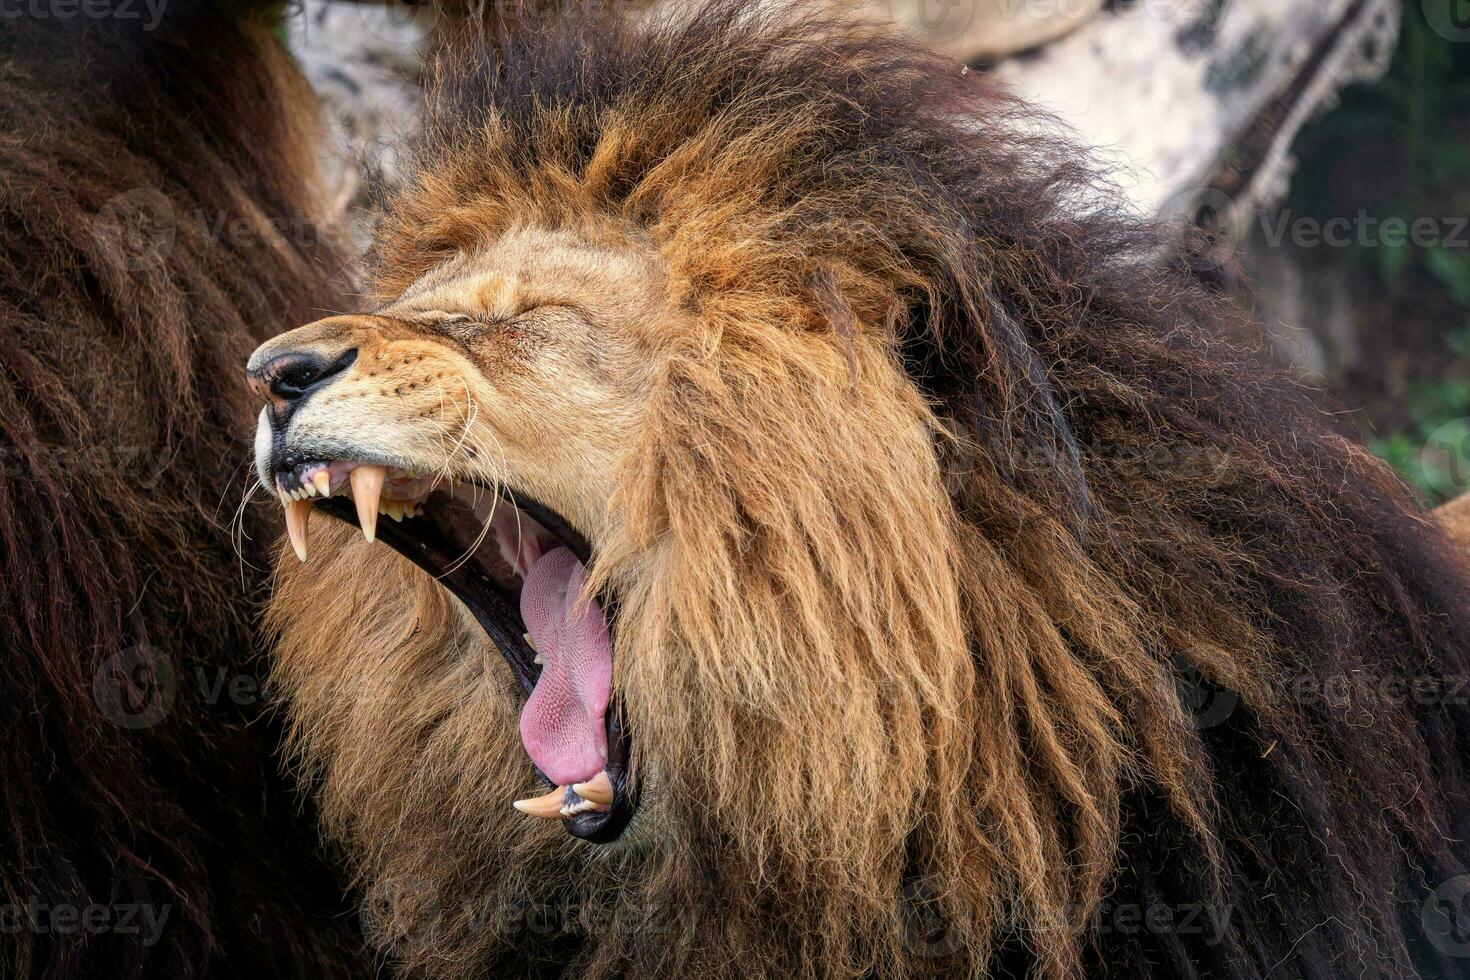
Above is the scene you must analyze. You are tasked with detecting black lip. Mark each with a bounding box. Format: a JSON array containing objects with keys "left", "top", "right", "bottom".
[{"left": 312, "top": 487, "right": 637, "bottom": 844}]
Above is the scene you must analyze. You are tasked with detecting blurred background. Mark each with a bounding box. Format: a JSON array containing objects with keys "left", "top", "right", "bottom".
[{"left": 294, "top": 0, "right": 1470, "bottom": 503}]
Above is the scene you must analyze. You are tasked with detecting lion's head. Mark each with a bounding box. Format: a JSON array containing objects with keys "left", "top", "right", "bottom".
[{"left": 246, "top": 5, "right": 1470, "bottom": 977}]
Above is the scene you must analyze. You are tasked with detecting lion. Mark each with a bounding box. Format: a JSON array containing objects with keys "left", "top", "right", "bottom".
[
  {"left": 246, "top": 4, "right": 1470, "bottom": 977},
  {"left": 0, "top": 2, "right": 368, "bottom": 976}
]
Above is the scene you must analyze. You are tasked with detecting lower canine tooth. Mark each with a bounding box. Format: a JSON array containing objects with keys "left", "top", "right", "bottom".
[
  {"left": 512, "top": 786, "right": 569, "bottom": 819},
  {"left": 283, "top": 498, "right": 311, "bottom": 562},
  {"left": 571, "top": 771, "right": 614, "bottom": 805}
]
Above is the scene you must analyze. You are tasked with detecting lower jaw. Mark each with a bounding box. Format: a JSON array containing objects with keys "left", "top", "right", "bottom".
[{"left": 310, "top": 489, "right": 639, "bottom": 844}]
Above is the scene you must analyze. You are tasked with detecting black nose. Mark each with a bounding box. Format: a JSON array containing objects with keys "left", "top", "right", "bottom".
[{"left": 248, "top": 348, "right": 357, "bottom": 411}]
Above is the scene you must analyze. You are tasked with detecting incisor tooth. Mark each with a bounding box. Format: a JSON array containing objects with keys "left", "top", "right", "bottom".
[
  {"left": 350, "top": 465, "right": 386, "bottom": 543},
  {"left": 524, "top": 632, "right": 543, "bottom": 665},
  {"left": 571, "top": 771, "right": 613, "bottom": 806},
  {"left": 512, "top": 786, "right": 568, "bottom": 819},
  {"left": 312, "top": 470, "right": 332, "bottom": 497},
  {"left": 283, "top": 499, "right": 311, "bottom": 562}
]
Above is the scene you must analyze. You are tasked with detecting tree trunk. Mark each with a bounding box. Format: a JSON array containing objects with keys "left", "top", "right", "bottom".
[{"left": 290, "top": 0, "right": 1401, "bottom": 245}]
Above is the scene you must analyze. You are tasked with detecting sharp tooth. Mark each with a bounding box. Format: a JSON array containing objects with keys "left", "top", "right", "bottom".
[
  {"left": 312, "top": 470, "right": 332, "bottom": 497},
  {"left": 283, "top": 499, "right": 311, "bottom": 562},
  {"left": 571, "top": 771, "right": 613, "bottom": 806},
  {"left": 390, "top": 500, "right": 405, "bottom": 522},
  {"left": 512, "top": 786, "right": 569, "bottom": 819},
  {"left": 350, "top": 465, "right": 386, "bottom": 543},
  {"left": 525, "top": 632, "right": 543, "bottom": 665}
]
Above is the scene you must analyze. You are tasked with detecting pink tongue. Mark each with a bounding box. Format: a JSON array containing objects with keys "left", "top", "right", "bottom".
[{"left": 518, "top": 546, "right": 612, "bottom": 786}]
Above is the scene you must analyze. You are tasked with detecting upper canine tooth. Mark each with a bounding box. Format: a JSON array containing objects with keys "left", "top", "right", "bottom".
[
  {"left": 350, "top": 464, "right": 386, "bottom": 544},
  {"left": 571, "top": 771, "right": 613, "bottom": 806},
  {"left": 312, "top": 470, "right": 332, "bottom": 497},
  {"left": 512, "top": 786, "right": 569, "bottom": 819},
  {"left": 283, "top": 498, "right": 311, "bottom": 562}
]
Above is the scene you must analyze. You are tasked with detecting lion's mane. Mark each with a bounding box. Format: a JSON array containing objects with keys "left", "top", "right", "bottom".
[
  {"left": 0, "top": 4, "right": 366, "bottom": 977},
  {"left": 268, "top": 5, "right": 1470, "bottom": 977}
]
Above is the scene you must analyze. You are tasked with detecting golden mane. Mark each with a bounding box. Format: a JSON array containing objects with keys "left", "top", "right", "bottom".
[{"left": 265, "top": 5, "right": 1470, "bottom": 977}]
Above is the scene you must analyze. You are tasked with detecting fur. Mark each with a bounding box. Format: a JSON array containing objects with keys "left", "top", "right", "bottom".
[
  {"left": 1438, "top": 493, "right": 1470, "bottom": 555},
  {"left": 263, "top": 5, "right": 1470, "bottom": 977},
  {"left": 0, "top": 3, "right": 368, "bottom": 977}
]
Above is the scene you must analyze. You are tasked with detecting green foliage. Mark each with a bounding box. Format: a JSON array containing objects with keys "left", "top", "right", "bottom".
[{"left": 1289, "top": 4, "right": 1470, "bottom": 502}]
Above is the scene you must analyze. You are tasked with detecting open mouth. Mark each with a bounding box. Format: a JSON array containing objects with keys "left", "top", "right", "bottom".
[{"left": 271, "top": 456, "right": 637, "bottom": 844}]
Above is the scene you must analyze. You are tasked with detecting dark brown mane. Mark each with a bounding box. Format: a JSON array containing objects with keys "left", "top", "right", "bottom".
[
  {"left": 336, "top": 4, "right": 1470, "bottom": 976},
  {"left": 0, "top": 4, "right": 365, "bottom": 977}
]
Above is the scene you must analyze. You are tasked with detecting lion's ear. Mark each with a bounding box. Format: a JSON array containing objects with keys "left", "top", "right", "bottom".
[{"left": 897, "top": 287, "right": 1093, "bottom": 540}]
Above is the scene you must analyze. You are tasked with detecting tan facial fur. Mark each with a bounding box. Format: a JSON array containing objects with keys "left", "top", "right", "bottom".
[{"left": 251, "top": 225, "right": 669, "bottom": 539}]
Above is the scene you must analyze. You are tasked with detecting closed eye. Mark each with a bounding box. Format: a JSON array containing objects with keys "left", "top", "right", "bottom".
[{"left": 434, "top": 312, "right": 507, "bottom": 337}]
